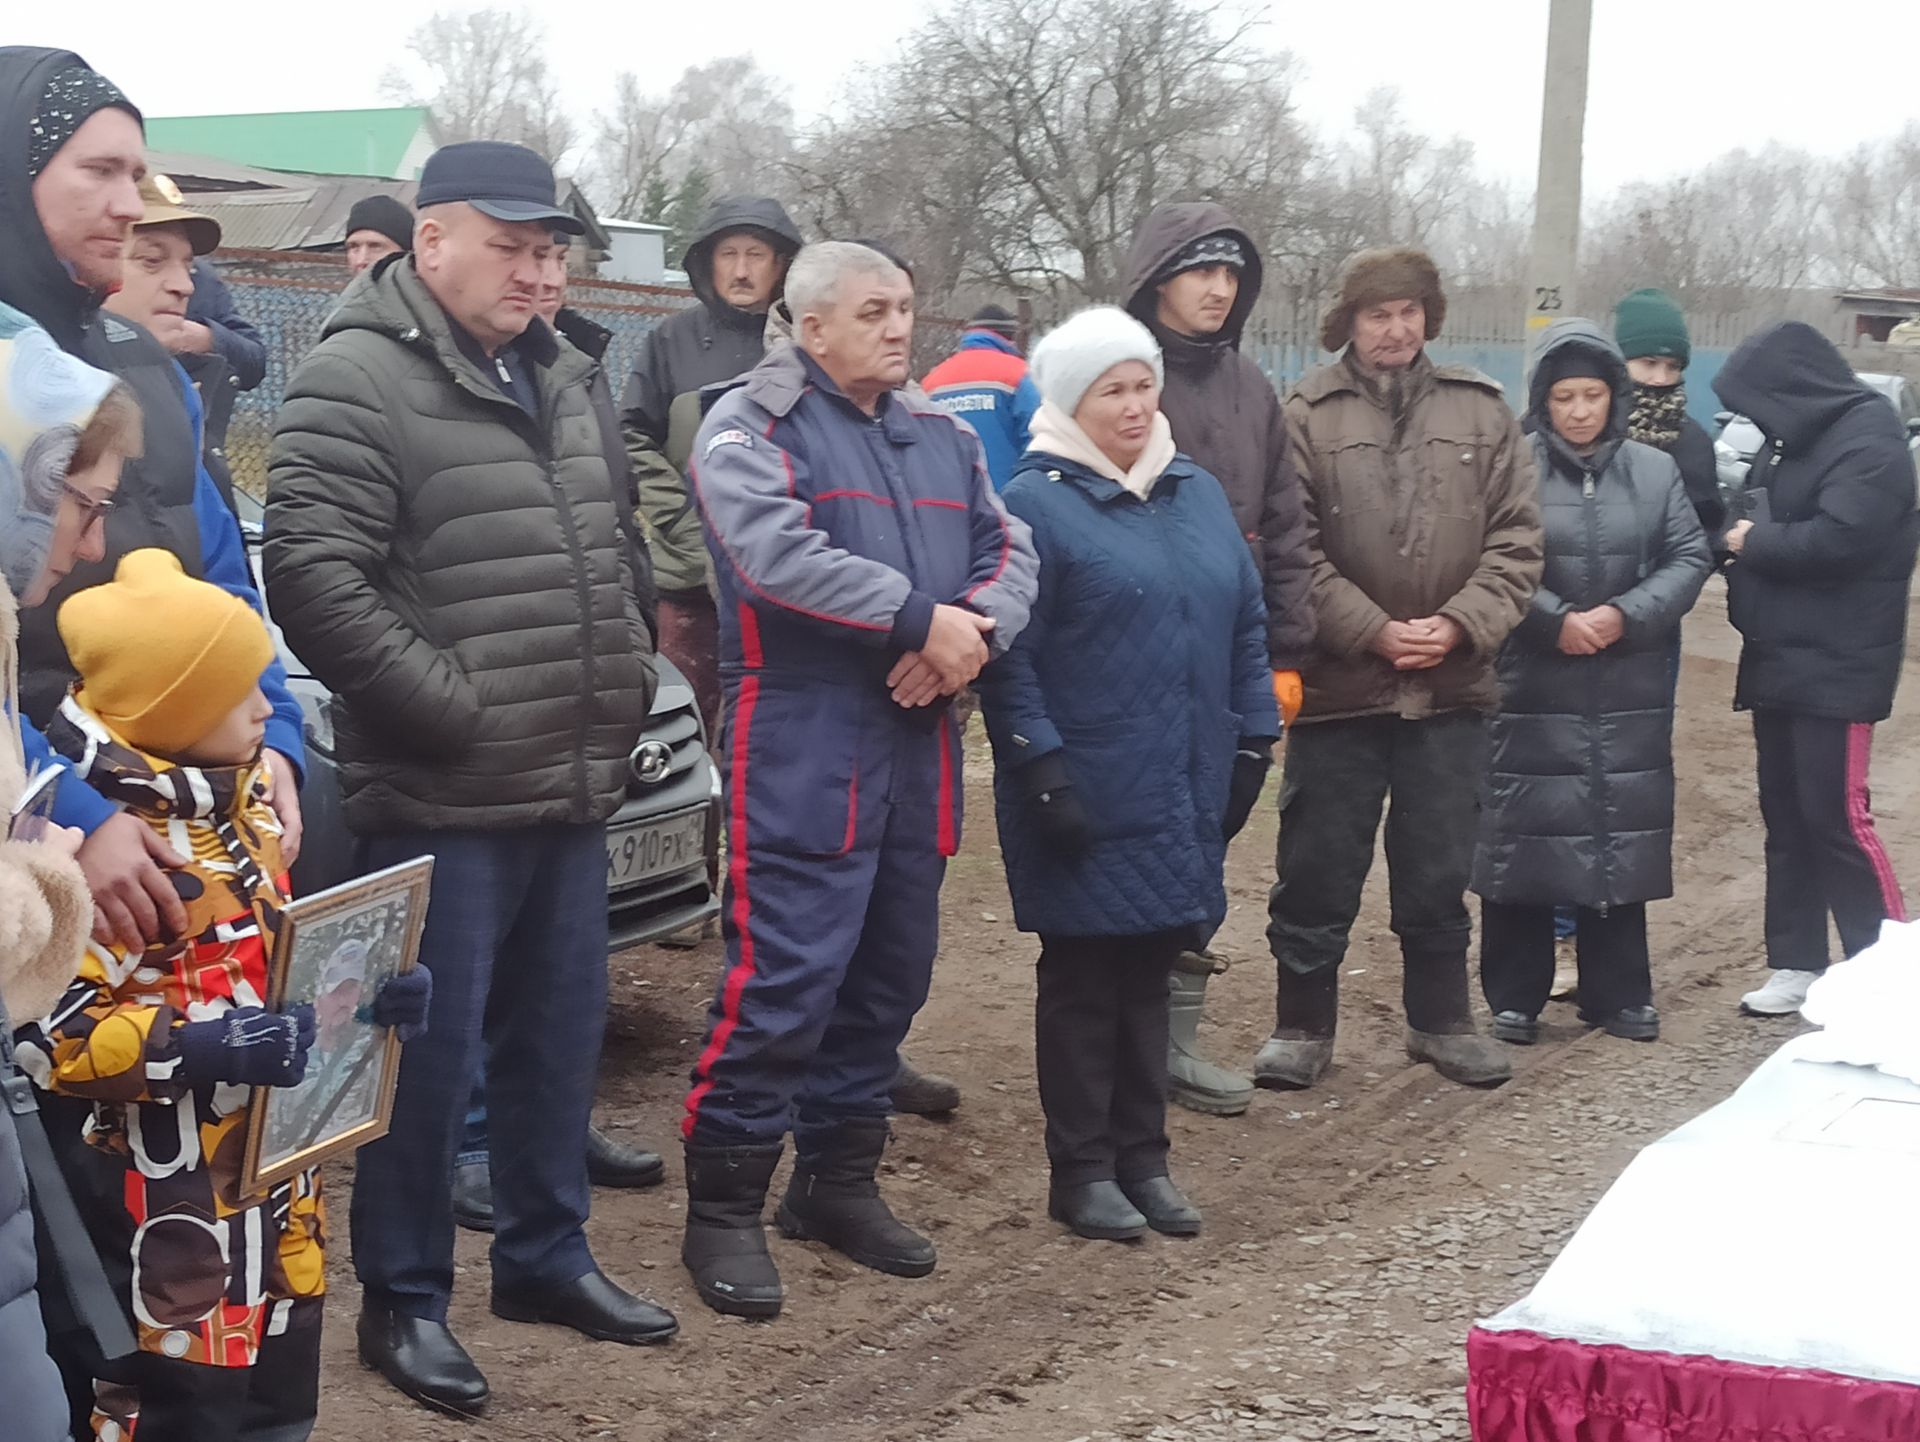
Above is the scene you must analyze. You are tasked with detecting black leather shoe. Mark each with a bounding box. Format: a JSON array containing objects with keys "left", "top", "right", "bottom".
[
  {"left": 1580, "top": 1004, "right": 1660, "bottom": 1042},
  {"left": 1047, "top": 1180, "right": 1147, "bottom": 1241},
  {"left": 587, "top": 1126, "right": 667, "bottom": 1189},
  {"left": 1491, "top": 1010, "right": 1539, "bottom": 1045},
  {"left": 357, "top": 1305, "right": 489, "bottom": 1417},
  {"left": 451, "top": 1159, "right": 493, "bottom": 1233},
  {"left": 1119, "top": 1175, "right": 1202, "bottom": 1236},
  {"left": 491, "top": 1267, "right": 679, "bottom": 1345}
]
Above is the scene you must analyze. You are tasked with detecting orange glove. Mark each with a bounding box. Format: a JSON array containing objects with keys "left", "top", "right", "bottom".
[{"left": 1272, "top": 669, "right": 1304, "bottom": 728}]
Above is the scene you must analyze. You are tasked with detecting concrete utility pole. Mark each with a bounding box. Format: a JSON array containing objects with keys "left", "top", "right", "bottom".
[{"left": 1526, "top": 0, "right": 1593, "bottom": 346}]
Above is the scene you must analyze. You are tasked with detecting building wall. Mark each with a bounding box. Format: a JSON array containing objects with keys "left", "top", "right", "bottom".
[{"left": 603, "top": 230, "right": 668, "bottom": 286}]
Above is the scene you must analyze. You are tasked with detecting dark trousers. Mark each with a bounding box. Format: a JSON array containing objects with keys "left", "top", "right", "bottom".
[
  {"left": 1035, "top": 933, "right": 1180, "bottom": 1186},
  {"left": 1753, "top": 710, "right": 1907, "bottom": 970},
  {"left": 683, "top": 823, "right": 945, "bottom": 1153},
  {"left": 658, "top": 586, "right": 722, "bottom": 748},
  {"left": 66, "top": 1297, "right": 320, "bottom": 1442},
  {"left": 1268, "top": 712, "right": 1489, "bottom": 976},
  {"left": 1480, "top": 901, "right": 1653, "bottom": 1018},
  {"left": 351, "top": 825, "right": 609, "bottom": 1320}
]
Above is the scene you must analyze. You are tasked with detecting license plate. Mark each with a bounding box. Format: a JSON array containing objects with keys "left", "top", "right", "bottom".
[{"left": 606, "top": 810, "right": 705, "bottom": 889}]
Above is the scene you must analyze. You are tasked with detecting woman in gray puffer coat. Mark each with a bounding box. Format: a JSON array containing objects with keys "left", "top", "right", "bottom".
[{"left": 1473, "top": 320, "right": 1711, "bottom": 1045}]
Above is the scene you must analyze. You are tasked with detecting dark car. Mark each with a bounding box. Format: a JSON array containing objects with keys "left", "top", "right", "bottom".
[{"left": 236, "top": 491, "right": 720, "bottom": 951}]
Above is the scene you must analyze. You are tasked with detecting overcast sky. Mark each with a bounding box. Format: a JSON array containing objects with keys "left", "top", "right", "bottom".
[{"left": 17, "top": 1, "right": 1917, "bottom": 198}]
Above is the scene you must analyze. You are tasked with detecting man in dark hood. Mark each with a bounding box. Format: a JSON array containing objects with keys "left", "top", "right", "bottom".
[
  {"left": 1122, "top": 202, "right": 1316, "bottom": 1117},
  {"left": 0, "top": 47, "right": 307, "bottom": 963},
  {"left": 621, "top": 196, "right": 802, "bottom": 742},
  {"left": 1714, "top": 321, "right": 1919, "bottom": 1019}
]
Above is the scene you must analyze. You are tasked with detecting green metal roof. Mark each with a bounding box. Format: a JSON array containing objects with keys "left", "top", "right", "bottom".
[{"left": 142, "top": 108, "right": 436, "bottom": 180}]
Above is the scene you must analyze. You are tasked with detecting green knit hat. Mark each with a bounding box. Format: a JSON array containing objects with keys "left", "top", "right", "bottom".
[{"left": 1613, "top": 287, "right": 1690, "bottom": 368}]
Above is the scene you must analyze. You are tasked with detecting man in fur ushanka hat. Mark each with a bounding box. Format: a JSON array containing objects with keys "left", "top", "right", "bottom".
[{"left": 1253, "top": 246, "right": 1543, "bottom": 1094}]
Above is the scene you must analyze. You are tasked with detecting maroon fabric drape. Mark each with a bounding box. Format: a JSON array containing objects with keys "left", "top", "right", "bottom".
[{"left": 1468, "top": 1327, "right": 1920, "bottom": 1441}]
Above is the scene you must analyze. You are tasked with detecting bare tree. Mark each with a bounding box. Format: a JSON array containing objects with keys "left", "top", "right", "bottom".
[
  {"left": 382, "top": 8, "right": 577, "bottom": 164},
  {"left": 590, "top": 57, "right": 796, "bottom": 224},
  {"left": 1582, "top": 145, "right": 1827, "bottom": 318},
  {"left": 1827, "top": 124, "right": 1920, "bottom": 289},
  {"left": 790, "top": 0, "right": 1314, "bottom": 305}
]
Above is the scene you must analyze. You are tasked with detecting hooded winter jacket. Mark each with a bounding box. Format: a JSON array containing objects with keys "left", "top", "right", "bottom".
[
  {"left": 1284, "top": 349, "right": 1543, "bottom": 722},
  {"left": 1714, "top": 322, "right": 1920, "bottom": 723},
  {"left": 264, "top": 257, "right": 655, "bottom": 833},
  {"left": 1472, "top": 321, "right": 1711, "bottom": 908},
  {"left": 1123, "top": 203, "right": 1315, "bottom": 669},
  {"left": 622, "top": 197, "right": 803, "bottom": 594}
]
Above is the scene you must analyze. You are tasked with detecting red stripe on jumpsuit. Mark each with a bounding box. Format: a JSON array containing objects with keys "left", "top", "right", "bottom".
[
  {"left": 1846, "top": 723, "right": 1907, "bottom": 921},
  {"left": 936, "top": 714, "right": 958, "bottom": 856},
  {"left": 682, "top": 602, "right": 765, "bottom": 1138}
]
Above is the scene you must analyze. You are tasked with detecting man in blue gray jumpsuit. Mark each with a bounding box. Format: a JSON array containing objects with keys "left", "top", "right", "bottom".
[{"left": 679, "top": 242, "right": 1038, "bottom": 1319}]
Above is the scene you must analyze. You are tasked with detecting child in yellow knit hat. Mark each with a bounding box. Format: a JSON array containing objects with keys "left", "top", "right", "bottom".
[{"left": 17, "top": 549, "right": 430, "bottom": 1441}]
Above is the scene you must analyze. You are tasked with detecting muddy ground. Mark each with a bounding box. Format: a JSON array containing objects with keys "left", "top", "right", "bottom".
[{"left": 315, "top": 580, "right": 1911, "bottom": 1441}]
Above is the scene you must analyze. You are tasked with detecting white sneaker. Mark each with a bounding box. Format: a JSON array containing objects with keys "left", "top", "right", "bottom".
[{"left": 1740, "top": 969, "right": 1821, "bottom": 1016}]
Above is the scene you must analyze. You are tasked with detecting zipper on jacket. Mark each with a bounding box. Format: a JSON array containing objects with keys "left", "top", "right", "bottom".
[{"left": 1580, "top": 464, "right": 1611, "bottom": 899}]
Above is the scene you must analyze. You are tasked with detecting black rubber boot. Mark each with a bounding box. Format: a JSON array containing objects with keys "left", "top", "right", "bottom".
[
  {"left": 890, "top": 1058, "right": 962, "bottom": 1116},
  {"left": 681, "top": 1143, "right": 785, "bottom": 1319},
  {"left": 1252, "top": 963, "right": 1339, "bottom": 1089},
  {"left": 1403, "top": 946, "right": 1511, "bottom": 1087},
  {"left": 776, "top": 1118, "right": 936, "bottom": 1278}
]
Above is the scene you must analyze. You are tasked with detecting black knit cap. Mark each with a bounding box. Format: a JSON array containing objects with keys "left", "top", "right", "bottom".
[
  {"left": 1156, "top": 231, "right": 1246, "bottom": 283},
  {"left": 968, "top": 303, "right": 1018, "bottom": 337},
  {"left": 1538, "top": 346, "right": 1611, "bottom": 390},
  {"left": 28, "top": 65, "right": 139, "bottom": 178},
  {"left": 344, "top": 194, "right": 414, "bottom": 252}
]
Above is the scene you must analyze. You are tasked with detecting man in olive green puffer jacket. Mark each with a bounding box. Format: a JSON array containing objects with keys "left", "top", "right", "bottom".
[{"left": 264, "top": 142, "right": 672, "bottom": 1420}]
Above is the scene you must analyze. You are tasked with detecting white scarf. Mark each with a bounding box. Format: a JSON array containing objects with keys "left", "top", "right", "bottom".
[{"left": 1027, "top": 400, "right": 1178, "bottom": 500}]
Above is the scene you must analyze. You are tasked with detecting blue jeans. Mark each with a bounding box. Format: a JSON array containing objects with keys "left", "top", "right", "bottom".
[{"left": 349, "top": 824, "right": 608, "bottom": 1320}]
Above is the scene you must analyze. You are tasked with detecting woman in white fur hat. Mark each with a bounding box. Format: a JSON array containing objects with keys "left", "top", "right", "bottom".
[{"left": 977, "top": 306, "right": 1278, "bottom": 1242}]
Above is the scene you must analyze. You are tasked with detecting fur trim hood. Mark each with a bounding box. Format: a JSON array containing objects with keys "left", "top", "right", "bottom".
[{"left": 1320, "top": 247, "right": 1447, "bottom": 353}]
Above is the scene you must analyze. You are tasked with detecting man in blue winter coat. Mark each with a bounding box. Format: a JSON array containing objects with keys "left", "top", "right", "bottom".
[
  {"left": 922, "top": 305, "right": 1041, "bottom": 491},
  {"left": 678, "top": 241, "right": 1039, "bottom": 1321}
]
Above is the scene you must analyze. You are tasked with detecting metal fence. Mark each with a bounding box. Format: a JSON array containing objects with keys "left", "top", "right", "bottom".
[
  {"left": 214, "top": 250, "right": 966, "bottom": 498},
  {"left": 213, "top": 251, "right": 1856, "bottom": 490}
]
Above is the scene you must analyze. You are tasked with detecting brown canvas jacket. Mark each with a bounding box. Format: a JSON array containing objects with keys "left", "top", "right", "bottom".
[{"left": 1284, "top": 351, "right": 1542, "bottom": 721}]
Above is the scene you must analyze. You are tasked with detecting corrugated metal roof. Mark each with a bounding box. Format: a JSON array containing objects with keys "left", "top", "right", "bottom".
[{"left": 144, "top": 108, "right": 436, "bottom": 180}]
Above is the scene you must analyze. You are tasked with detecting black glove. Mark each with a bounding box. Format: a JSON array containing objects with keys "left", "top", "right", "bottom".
[
  {"left": 369, "top": 966, "right": 433, "bottom": 1043},
  {"left": 177, "top": 1005, "right": 316, "bottom": 1088},
  {"left": 1017, "top": 752, "right": 1093, "bottom": 855},
  {"left": 1222, "top": 740, "right": 1275, "bottom": 841}
]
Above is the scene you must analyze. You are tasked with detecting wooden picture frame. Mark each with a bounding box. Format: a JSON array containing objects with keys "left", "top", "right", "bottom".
[{"left": 239, "top": 855, "right": 434, "bottom": 1197}]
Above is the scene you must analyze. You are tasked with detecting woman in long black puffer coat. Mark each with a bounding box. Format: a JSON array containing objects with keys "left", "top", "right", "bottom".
[{"left": 1472, "top": 319, "right": 1711, "bottom": 1045}]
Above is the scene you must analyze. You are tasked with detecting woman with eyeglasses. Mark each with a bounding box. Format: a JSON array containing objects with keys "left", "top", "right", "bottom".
[{"left": 0, "top": 302, "right": 139, "bottom": 1442}]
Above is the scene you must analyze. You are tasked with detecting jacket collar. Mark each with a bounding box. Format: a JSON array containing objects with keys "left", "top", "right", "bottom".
[
  {"left": 740, "top": 345, "right": 919, "bottom": 442},
  {"left": 553, "top": 306, "right": 611, "bottom": 362},
  {"left": 51, "top": 692, "right": 265, "bottom": 822},
  {"left": 1022, "top": 446, "right": 1197, "bottom": 506},
  {"left": 327, "top": 258, "right": 586, "bottom": 417},
  {"left": 959, "top": 330, "right": 1020, "bottom": 356}
]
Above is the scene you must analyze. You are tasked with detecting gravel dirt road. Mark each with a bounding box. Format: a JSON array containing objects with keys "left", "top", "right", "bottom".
[{"left": 314, "top": 580, "right": 1911, "bottom": 1440}]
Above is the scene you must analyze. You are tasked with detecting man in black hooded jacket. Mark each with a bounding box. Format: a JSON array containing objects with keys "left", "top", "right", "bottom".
[
  {"left": 621, "top": 196, "right": 802, "bottom": 741},
  {"left": 1122, "top": 202, "right": 1316, "bottom": 1117},
  {"left": 1715, "top": 321, "right": 1919, "bottom": 1019}
]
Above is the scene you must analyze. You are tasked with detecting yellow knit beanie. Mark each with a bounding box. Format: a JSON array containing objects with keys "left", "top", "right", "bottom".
[{"left": 57, "top": 549, "right": 274, "bottom": 756}]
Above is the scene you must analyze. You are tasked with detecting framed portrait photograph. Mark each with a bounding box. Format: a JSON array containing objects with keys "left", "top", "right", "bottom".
[{"left": 240, "top": 855, "right": 434, "bottom": 1196}]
